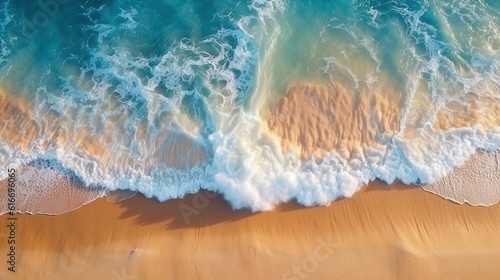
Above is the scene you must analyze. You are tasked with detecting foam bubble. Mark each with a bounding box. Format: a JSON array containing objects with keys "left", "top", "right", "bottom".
[
  {"left": 423, "top": 151, "right": 500, "bottom": 206},
  {"left": 0, "top": 162, "right": 105, "bottom": 215},
  {"left": 1, "top": 0, "right": 500, "bottom": 214}
]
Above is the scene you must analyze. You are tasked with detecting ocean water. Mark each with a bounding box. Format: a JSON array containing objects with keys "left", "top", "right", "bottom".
[{"left": 1, "top": 0, "right": 499, "bottom": 213}]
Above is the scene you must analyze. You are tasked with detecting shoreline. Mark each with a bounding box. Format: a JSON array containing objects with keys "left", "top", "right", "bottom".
[{"left": 1, "top": 181, "right": 499, "bottom": 279}]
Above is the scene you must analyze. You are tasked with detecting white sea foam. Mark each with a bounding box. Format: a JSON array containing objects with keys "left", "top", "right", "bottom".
[
  {"left": 1, "top": 0, "right": 500, "bottom": 214},
  {"left": 0, "top": 162, "right": 105, "bottom": 215},
  {"left": 423, "top": 151, "right": 500, "bottom": 206}
]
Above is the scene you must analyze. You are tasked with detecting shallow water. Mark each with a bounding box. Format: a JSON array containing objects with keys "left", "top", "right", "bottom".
[{"left": 1, "top": 0, "right": 499, "bottom": 213}]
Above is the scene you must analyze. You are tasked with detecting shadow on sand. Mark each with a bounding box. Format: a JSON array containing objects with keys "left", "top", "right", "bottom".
[{"left": 115, "top": 180, "right": 417, "bottom": 230}]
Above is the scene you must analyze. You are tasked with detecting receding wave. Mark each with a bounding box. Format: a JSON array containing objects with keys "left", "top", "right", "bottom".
[{"left": 1, "top": 0, "right": 499, "bottom": 213}]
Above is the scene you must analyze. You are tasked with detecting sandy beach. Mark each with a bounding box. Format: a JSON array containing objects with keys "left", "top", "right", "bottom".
[
  {"left": 2, "top": 82, "right": 498, "bottom": 279},
  {"left": 3, "top": 1, "right": 500, "bottom": 279},
  {"left": 1, "top": 81, "right": 500, "bottom": 279},
  {"left": 0, "top": 181, "right": 499, "bottom": 280}
]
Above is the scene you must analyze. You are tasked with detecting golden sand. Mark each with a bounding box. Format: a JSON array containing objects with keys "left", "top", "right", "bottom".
[
  {"left": 2, "top": 82, "right": 500, "bottom": 279},
  {"left": 265, "top": 82, "right": 500, "bottom": 160},
  {"left": 0, "top": 91, "right": 39, "bottom": 151},
  {"left": 0, "top": 182, "right": 499, "bottom": 279},
  {"left": 0, "top": 90, "right": 206, "bottom": 170},
  {"left": 266, "top": 82, "right": 402, "bottom": 159}
]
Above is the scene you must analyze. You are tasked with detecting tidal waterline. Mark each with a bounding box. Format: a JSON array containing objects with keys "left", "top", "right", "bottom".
[{"left": 0, "top": 0, "right": 499, "bottom": 213}]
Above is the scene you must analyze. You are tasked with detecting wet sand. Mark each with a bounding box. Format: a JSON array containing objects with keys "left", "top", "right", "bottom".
[
  {"left": 265, "top": 82, "right": 402, "bottom": 159},
  {"left": 2, "top": 81, "right": 500, "bottom": 279},
  {"left": 0, "top": 181, "right": 499, "bottom": 279}
]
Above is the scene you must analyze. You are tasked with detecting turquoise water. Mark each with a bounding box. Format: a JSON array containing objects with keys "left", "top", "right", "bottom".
[{"left": 1, "top": 0, "right": 500, "bottom": 212}]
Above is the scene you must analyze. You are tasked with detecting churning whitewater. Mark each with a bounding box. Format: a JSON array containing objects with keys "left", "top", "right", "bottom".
[{"left": 1, "top": 0, "right": 500, "bottom": 213}]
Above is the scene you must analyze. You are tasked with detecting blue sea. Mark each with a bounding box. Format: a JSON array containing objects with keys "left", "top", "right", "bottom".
[{"left": 1, "top": 0, "right": 500, "bottom": 213}]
